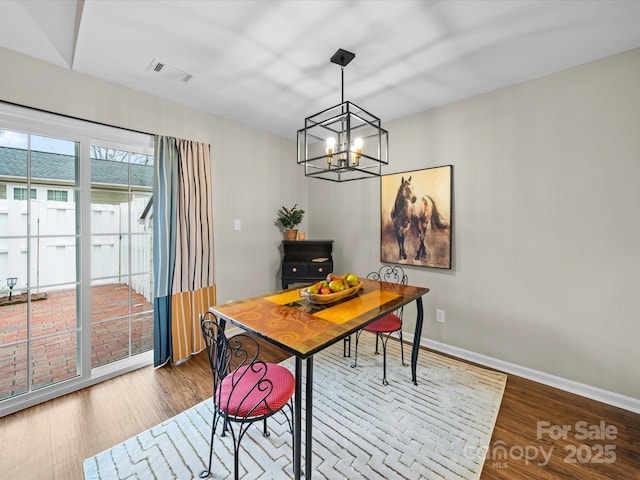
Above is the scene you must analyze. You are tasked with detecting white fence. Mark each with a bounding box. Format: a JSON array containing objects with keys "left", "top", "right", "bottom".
[{"left": 0, "top": 194, "right": 152, "bottom": 302}]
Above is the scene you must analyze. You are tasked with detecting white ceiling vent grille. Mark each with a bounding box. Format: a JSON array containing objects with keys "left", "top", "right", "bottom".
[{"left": 147, "top": 59, "right": 194, "bottom": 83}]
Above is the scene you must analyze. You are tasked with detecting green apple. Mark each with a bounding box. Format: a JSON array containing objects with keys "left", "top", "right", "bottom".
[{"left": 346, "top": 273, "right": 359, "bottom": 287}]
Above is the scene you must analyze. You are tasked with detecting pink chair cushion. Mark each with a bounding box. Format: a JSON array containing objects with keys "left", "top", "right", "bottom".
[
  {"left": 217, "top": 363, "right": 294, "bottom": 418},
  {"left": 364, "top": 313, "right": 401, "bottom": 333}
]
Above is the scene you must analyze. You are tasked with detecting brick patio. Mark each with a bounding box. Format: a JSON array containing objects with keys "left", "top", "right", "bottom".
[{"left": 0, "top": 284, "right": 153, "bottom": 402}]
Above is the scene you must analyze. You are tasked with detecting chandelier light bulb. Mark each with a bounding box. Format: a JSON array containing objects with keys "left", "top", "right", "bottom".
[
  {"left": 326, "top": 137, "right": 336, "bottom": 151},
  {"left": 325, "top": 137, "right": 336, "bottom": 164},
  {"left": 351, "top": 137, "right": 363, "bottom": 165}
]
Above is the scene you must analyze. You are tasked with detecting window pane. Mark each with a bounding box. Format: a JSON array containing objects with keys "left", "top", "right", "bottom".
[
  {"left": 32, "top": 237, "right": 77, "bottom": 285},
  {"left": 91, "top": 238, "right": 128, "bottom": 277},
  {"left": 130, "top": 273, "right": 153, "bottom": 314},
  {"left": 31, "top": 135, "right": 78, "bottom": 185},
  {"left": 0, "top": 343, "right": 28, "bottom": 401},
  {"left": 91, "top": 281, "right": 132, "bottom": 318},
  {"left": 36, "top": 194, "right": 78, "bottom": 236},
  {"left": 31, "top": 332, "right": 79, "bottom": 390},
  {"left": 131, "top": 203, "right": 152, "bottom": 274},
  {"left": 131, "top": 158, "right": 154, "bottom": 189},
  {"left": 91, "top": 280, "right": 132, "bottom": 368},
  {"left": 0, "top": 130, "right": 28, "bottom": 180},
  {"left": 91, "top": 147, "right": 129, "bottom": 187},
  {"left": 131, "top": 312, "right": 153, "bottom": 356},
  {"left": 91, "top": 201, "right": 124, "bottom": 234},
  {"left": 31, "top": 283, "right": 78, "bottom": 334},
  {"left": 0, "top": 128, "right": 28, "bottom": 148},
  {"left": 4, "top": 190, "right": 27, "bottom": 237},
  {"left": 2, "top": 239, "right": 27, "bottom": 299},
  {"left": 91, "top": 318, "right": 130, "bottom": 368},
  {"left": 0, "top": 294, "right": 28, "bottom": 345}
]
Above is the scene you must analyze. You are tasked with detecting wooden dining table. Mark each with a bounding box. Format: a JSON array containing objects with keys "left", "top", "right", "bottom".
[{"left": 209, "top": 277, "right": 429, "bottom": 479}]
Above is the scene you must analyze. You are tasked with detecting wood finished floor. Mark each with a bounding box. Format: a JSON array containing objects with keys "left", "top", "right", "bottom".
[{"left": 1, "top": 338, "right": 638, "bottom": 480}]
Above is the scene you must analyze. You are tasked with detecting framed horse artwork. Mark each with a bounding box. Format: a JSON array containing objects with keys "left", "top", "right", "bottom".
[{"left": 380, "top": 165, "right": 452, "bottom": 269}]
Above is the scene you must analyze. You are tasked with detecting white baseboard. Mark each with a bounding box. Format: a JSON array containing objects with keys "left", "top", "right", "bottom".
[{"left": 405, "top": 333, "right": 640, "bottom": 414}]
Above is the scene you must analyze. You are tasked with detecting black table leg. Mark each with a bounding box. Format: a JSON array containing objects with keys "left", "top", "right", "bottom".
[
  {"left": 411, "top": 297, "right": 424, "bottom": 385},
  {"left": 294, "top": 357, "right": 302, "bottom": 480},
  {"left": 305, "top": 357, "right": 314, "bottom": 478}
]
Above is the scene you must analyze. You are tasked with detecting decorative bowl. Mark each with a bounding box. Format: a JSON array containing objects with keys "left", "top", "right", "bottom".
[{"left": 299, "top": 281, "right": 363, "bottom": 305}]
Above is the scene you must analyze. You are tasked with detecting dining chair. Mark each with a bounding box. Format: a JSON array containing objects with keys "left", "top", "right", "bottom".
[
  {"left": 350, "top": 265, "right": 408, "bottom": 385},
  {"left": 199, "top": 311, "right": 295, "bottom": 480}
]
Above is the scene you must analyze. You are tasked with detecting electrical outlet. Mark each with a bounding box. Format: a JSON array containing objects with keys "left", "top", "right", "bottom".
[
  {"left": 436, "top": 309, "right": 445, "bottom": 323},
  {"left": 234, "top": 219, "right": 241, "bottom": 230}
]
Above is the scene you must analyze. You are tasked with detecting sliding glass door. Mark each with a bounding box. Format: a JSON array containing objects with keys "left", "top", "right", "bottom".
[{"left": 0, "top": 104, "right": 154, "bottom": 415}]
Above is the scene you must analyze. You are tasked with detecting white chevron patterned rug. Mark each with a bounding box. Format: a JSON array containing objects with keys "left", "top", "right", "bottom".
[{"left": 84, "top": 337, "right": 506, "bottom": 479}]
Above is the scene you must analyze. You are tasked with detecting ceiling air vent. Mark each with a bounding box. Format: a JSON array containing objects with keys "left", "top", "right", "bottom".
[{"left": 147, "top": 59, "right": 194, "bottom": 83}]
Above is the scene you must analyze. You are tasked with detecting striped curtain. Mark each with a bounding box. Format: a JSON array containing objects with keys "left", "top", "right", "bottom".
[{"left": 153, "top": 136, "right": 215, "bottom": 367}]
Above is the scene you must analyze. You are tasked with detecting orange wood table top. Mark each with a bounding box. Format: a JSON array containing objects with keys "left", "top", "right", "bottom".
[{"left": 210, "top": 278, "right": 429, "bottom": 359}]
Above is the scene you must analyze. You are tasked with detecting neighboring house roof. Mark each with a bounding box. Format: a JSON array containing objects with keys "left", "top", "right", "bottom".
[{"left": 0, "top": 146, "right": 153, "bottom": 188}]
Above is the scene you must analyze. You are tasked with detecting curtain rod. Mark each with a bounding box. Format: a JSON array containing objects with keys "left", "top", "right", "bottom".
[{"left": 1, "top": 99, "right": 155, "bottom": 137}]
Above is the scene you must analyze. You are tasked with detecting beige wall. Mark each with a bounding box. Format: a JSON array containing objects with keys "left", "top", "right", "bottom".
[
  {"left": 2, "top": 45, "right": 638, "bottom": 402},
  {"left": 0, "top": 47, "right": 302, "bottom": 304},
  {"left": 309, "top": 48, "right": 640, "bottom": 400}
]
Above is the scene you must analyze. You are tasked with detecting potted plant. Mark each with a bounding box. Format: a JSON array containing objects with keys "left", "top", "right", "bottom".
[{"left": 277, "top": 204, "right": 305, "bottom": 240}]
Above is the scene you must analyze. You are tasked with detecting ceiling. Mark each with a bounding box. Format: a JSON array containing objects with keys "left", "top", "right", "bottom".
[{"left": 2, "top": 0, "right": 640, "bottom": 140}]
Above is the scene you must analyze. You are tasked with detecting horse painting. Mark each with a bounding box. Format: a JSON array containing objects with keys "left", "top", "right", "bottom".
[{"left": 390, "top": 175, "right": 449, "bottom": 262}]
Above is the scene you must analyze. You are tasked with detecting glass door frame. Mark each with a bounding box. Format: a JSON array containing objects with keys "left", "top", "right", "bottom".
[{"left": 0, "top": 102, "right": 154, "bottom": 417}]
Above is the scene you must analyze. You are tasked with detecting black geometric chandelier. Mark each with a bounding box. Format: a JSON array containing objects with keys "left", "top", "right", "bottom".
[{"left": 297, "top": 49, "right": 389, "bottom": 182}]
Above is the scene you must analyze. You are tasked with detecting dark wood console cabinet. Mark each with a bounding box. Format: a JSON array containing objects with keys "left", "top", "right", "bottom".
[{"left": 281, "top": 240, "right": 333, "bottom": 289}]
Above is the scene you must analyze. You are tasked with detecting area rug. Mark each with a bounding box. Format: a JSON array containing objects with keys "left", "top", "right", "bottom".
[{"left": 84, "top": 337, "right": 507, "bottom": 479}]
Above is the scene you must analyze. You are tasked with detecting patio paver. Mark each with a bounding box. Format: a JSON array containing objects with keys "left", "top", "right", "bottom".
[{"left": 0, "top": 284, "right": 153, "bottom": 401}]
